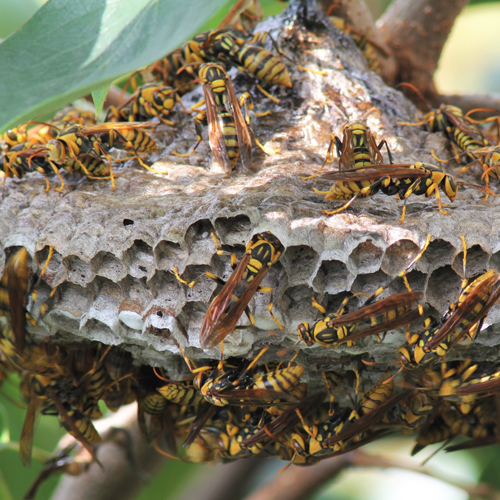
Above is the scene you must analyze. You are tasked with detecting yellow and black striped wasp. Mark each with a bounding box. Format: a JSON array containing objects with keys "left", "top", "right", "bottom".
[
  {"left": 321, "top": 380, "right": 412, "bottom": 450},
  {"left": 324, "top": 0, "right": 389, "bottom": 77},
  {"left": 172, "top": 63, "right": 259, "bottom": 173},
  {"left": 35, "top": 121, "right": 158, "bottom": 189},
  {"left": 304, "top": 119, "right": 394, "bottom": 180},
  {"left": 106, "top": 83, "right": 189, "bottom": 125},
  {"left": 298, "top": 234, "right": 430, "bottom": 348},
  {"left": 315, "top": 161, "right": 463, "bottom": 222},
  {"left": 175, "top": 231, "right": 284, "bottom": 350},
  {"left": 181, "top": 348, "right": 303, "bottom": 447},
  {"left": 422, "top": 271, "right": 500, "bottom": 354}
]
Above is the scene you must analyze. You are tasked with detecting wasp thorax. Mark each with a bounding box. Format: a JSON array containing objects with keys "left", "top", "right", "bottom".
[{"left": 46, "top": 140, "right": 64, "bottom": 161}]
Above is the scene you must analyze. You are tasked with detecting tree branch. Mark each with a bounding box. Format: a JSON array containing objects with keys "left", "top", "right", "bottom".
[
  {"left": 377, "top": 0, "right": 468, "bottom": 98},
  {"left": 50, "top": 404, "right": 166, "bottom": 500},
  {"left": 243, "top": 454, "right": 352, "bottom": 500},
  {"left": 176, "top": 458, "right": 263, "bottom": 500},
  {"left": 242, "top": 450, "right": 500, "bottom": 500}
]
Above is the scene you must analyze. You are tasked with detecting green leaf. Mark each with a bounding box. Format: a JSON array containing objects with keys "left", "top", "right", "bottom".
[
  {"left": 0, "top": 469, "right": 13, "bottom": 500},
  {"left": 0, "top": 0, "right": 230, "bottom": 133},
  {"left": 92, "top": 82, "right": 113, "bottom": 116},
  {"left": 0, "top": 403, "right": 9, "bottom": 444}
]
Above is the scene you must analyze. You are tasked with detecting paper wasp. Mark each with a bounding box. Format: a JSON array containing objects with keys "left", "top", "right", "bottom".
[
  {"left": 305, "top": 120, "right": 393, "bottom": 179},
  {"left": 31, "top": 121, "right": 158, "bottom": 190},
  {"left": 176, "top": 231, "right": 283, "bottom": 350},
  {"left": 397, "top": 85, "right": 492, "bottom": 178},
  {"left": 439, "top": 359, "right": 500, "bottom": 401},
  {"left": 180, "top": 348, "right": 302, "bottom": 447},
  {"left": 315, "top": 162, "right": 464, "bottom": 222},
  {"left": 322, "top": 381, "right": 411, "bottom": 448},
  {"left": 172, "top": 63, "right": 258, "bottom": 173},
  {"left": 298, "top": 233, "right": 430, "bottom": 348},
  {"left": 106, "top": 83, "right": 188, "bottom": 125},
  {"left": 422, "top": 270, "right": 500, "bottom": 353}
]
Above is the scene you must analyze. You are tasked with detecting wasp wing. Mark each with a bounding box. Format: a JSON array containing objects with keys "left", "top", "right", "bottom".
[
  {"left": 426, "top": 273, "right": 500, "bottom": 351},
  {"left": 241, "top": 392, "right": 326, "bottom": 447},
  {"left": 324, "top": 390, "right": 412, "bottom": 446},
  {"left": 320, "top": 165, "right": 430, "bottom": 182},
  {"left": 19, "top": 396, "right": 40, "bottom": 467},
  {"left": 226, "top": 80, "right": 252, "bottom": 170},
  {"left": 7, "top": 248, "right": 29, "bottom": 352},
  {"left": 183, "top": 402, "right": 217, "bottom": 448},
  {"left": 206, "top": 387, "right": 300, "bottom": 406},
  {"left": 199, "top": 253, "right": 252, "bottom": 349},
  {"left": 202, "top": 261, "right": 271, "bottom": 349},
  {"left": 202, "top": 82, "right": 232, "bottom": 173}
]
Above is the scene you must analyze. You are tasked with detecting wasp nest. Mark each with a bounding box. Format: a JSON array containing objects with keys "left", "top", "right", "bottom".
[{"left": 1, "top": 0, "right": 499, "bottom": 390}]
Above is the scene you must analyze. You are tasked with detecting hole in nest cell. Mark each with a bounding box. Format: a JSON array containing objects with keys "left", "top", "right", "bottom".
[
  {"left": 348, "top": 240, "right": 384, "bottom": 274},
  {"left": 420, "top": 238, "right": 456, "bottom": 271},
  {"left": 426, "top": 265, "right": 462, "bottom": 313},
  {"left": 452, "top": 244, "right": 489, "bottom": 278},
  {"left": 213, "top": 214, "right": 252, "bottom": 245},
  {"left": 184, "top": 219, "right": 216, "bottom": 248},
  {"left": 123, "top": 219, "right": 134, "bottom": 226},
  {"left": 314, "top": 258, "right": 350, "bottom": 294},
  {"left": 283, "top": 245, "right": 319, "bottom": 285},
  {"left": 381, "top": 239, "right": 420, "bottom": 275}
]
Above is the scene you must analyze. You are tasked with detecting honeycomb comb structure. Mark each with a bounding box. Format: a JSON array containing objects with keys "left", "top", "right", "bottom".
[{"left": 1, "top": 0, "right": 499, "bottom": 389}]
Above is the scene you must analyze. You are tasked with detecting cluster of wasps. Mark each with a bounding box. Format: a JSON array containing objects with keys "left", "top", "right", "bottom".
[
  {"left": 0, "top": 0, "right": 295, "bottom": 192},
  {"left": 2, "top": 0, "right": 500, "bottom": 495},
  {"left": 1, "top": 1, "right": 498, "bottom": 222},
  {"left": 2, "top": 225, "right": 500, "bottom": 496}
]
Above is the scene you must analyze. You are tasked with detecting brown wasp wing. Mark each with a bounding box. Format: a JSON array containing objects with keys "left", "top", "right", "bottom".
[
  {"left": 320, "top": 165, "right": 430, "bottom": 182},
  {"left": 7, "top": 248, "right": 29, "bottom": 352},
  {"left": 205, "top": 387, "right": 300, "bottom": 406},
  {"left": 443, "top": 110, "right": 488, "bottom": 144},
  {"left": 445, "top": 436, "right": 496, "bottom": 452},
  {"left": 77, "top": 121, "right": 158, "bottom": 135},
  {"left": 426, "top": 273, "right": 500, "bottom": 351},
  {"left": 326, "top": 292, "right": 424, "bottom": 342},
  {"left": 327, "top": 291, "right": 423, "bottom": 327},
  {"left": 226, "top": 79, "right": 252, "bottom": 170},
  {"left": 367, "top": 128, "right": 384, "bottom": 165},
  {"left": 19, "top": 396, "right": 40, "bottom": 467},
  {"left": 241, "top": 392, "right": 326, "bottom": 447},
  {"left": 202, "top": 81, "right": 232, "bottom": 173},
  {"left": 199, "top": 253, "right": 252, "bottom": 349},
  {"left": 202, "top": 263, "right": 272, "bottom": 349},
  {"left": 338, "top": 126, "right": 355, "bottom": 170},
  {"left": 183, "top": 402, "right": 217, "bottom": 448},
  {"left": 217, "top": 0, "right": 254, "bottom": 28},
  {"left": 46, "top": 388, "right": 103, "bottom": 469},
  {"left": 324, "top": 390, "right": 412, "bottom": 446}
]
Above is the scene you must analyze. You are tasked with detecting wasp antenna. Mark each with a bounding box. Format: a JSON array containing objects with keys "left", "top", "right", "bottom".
[
  {"left": 153, "top": 366, "right": 171, "bottom": 382},
  {"left": 153, "top": 441, "right": 185, "bottom": 461},
  {"left": 359, "top": 106, "right": 381, "bottom": 121},
  {"left": 420, "top": 439, "right": 452, "bottom": 465},
  {"left": 395, "top": 83, "right": 432, "bottom": 111}
]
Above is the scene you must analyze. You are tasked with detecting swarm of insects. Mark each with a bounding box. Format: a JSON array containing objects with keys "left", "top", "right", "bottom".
[{"left": 2, "top": 0, "right": 500, "bottom": 495}]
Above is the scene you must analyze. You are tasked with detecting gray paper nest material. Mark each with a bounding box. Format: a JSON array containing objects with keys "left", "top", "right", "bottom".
[{"left": 1, "top": 1, "right": 499, "bottom": 383}]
